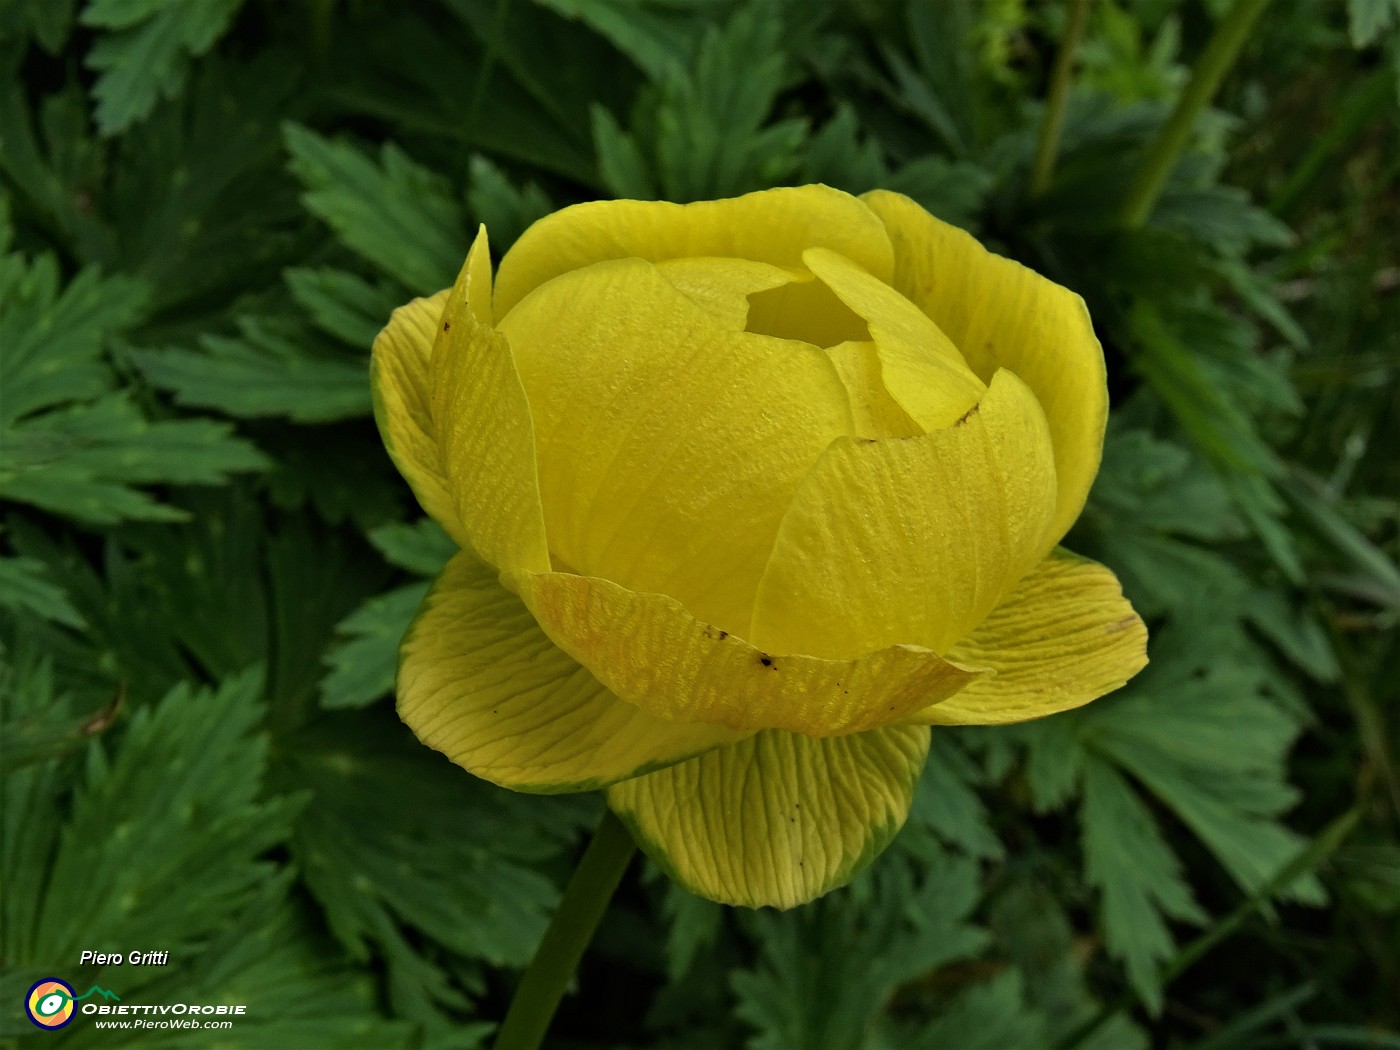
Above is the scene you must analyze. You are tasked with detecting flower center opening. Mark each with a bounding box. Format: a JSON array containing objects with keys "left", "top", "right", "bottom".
[{"left": 745, "top": 277, "right": 871, "bottom": 348}]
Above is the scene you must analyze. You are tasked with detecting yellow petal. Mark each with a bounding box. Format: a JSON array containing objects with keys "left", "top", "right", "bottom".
[
  {"left": 654, "top": 256, "right": 795, "bottom": 329},
  {"left": 370, "top": 288, "right": 462, "bottom": 544},
  {"left": 862, "top": 190, "right": 1107, "bottom": 545},
  {"left": 494, "top": 185, "right": 895, "bottom": 318},
  {"left": 751, "top": 369, "right": 1058, "bottom": 660},
  {"left": 498, "top": 257, "right": 853, "bottom": 632},
  {"left": 607, "top": 725, "right": 930, "bottom": 908},
  {"left": 429, "top": 228, "right": 551, "bottom": 574},
  {"left": 399, "top": 551, "right": 747, "bottom": 792},
  {"left": 506, "top": 569, "right": 984, "bottom": 737},
  {"left": 825, "top": 340, "right": 922, "bottom": 440},
  {"left": 912, "top": 550, "right": 1148, "bottom": 725},
  {"left": 803, "top": 247, "right": 986, "bottom": 432}
]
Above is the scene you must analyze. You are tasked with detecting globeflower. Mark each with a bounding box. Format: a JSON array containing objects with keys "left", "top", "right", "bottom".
[{"left": 372, "top": 185, "right": 1147, "bottom": 910}]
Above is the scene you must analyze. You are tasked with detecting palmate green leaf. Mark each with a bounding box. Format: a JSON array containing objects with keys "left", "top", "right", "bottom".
[
  {"left": 321, "top": 582, "right": 429, "bottom": 710},
  {"left": 0, "top": 0, "right": 77, "bottom": 52},
  {"left": 1079, "top": 755, "right": 1205, "bottom": 1011},
  {"left": 129, "top": 317, "right": 372, "bottom": 423},
  {"left": 0, "top": 554, "right": 83, "bottom": 627},
  {"left": 321, "top": 519, "right": 454, "bottom": 709},
  {"left": 530, "top": 0, "right": 720, "bottom": 80},
  {"left": 593, "top": 4, "right": 808, "bottom": 202},
  {"left": 283, "top": 122, "right": 468, "bottom": 292},
  {"left": 465, "top": 155, "right": 552, "bottom": 253},
  {"left": 1347, "top": 0, "right": 1400, "bottom": 48},
  {"left": 59, "top": 876, "right": 418, "bottom": 1050},
  {"left": 898, "top": 971, "right": 1048, "bottom": 1050},
  {"left": 2, "top": 394, "right": 268, "bottom": 524},
  {"left": 0, "top": 644, "right": 120, "bottom": 772},
  {"left": 899, "top": 733, "right": 1004, "bottom": 862},
  {"left": 733, "top": 857, "right": 989, "bottom": 1050},
  {"left": 1085, "top": 658, "right": 1323, "bottom": 907},
  {"left": 0, "top": 247, "right": 266, "bottom": 523},
  {"left": 287, "top": 266, "right": 406, "bottom": 349},
  {"left": 80, "top": 0, "right": 245, "bottom": 135},
  {"left": 3, "top": 668, "right": 298, "bottom": 999},
  {"left": 280, "top": 711, "right": 591, "bottom": 1023},
  {"left": 989, "top": 878, "right": 1148, "bottom": 1050}
]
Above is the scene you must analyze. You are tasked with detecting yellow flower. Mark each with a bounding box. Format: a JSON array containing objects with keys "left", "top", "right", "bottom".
[{"left": 372, "top": 185, "right": 1147, "bottom": 909}]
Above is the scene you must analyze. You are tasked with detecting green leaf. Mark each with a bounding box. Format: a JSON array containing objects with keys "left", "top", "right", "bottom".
[
  {"left": 320, "top": 582, "right": 427, "bottom": 709},
  {"left": 9, "top": 668, "right": 299, "bottom": 978},
  {"left": 733, "top": 858, "right": 989, "bottom": 1050},
  {"left": 900, "top": 971, "right": 1048, "bottom": 1050},
  {"left": 530, "top": 0, "right": 711, "bottom": 79},
  {"left": 321, "top": 518, "right": 453, "bottom": 708},
  {"left": 281, "top": 712, "right": 591, "bottom": 1022},
  {"left": 2, "top": 395, "right": 267, "bottom": 523},
  {"left": 593, "top": 5, "right": 809, "bottom": 202},
  {"left": 366, "top": 518, "right": 456, "bottom": 575},
  {"left": 286, "top": 267, "right": 405, "bottom": 349},
  {"left": 1346, "top": 0, "right": 1400, "bottom": 48},
  {"left": 465, "top": 154, "right": 552, "bottom": 251},
  {"left": 0, "top": 554, "right": 83, "bottom": 627},
  {"left": 1080, "top": 756, "right": 1205, "bottom": 1009},
  {"left": 81, "top": 0, "right": 246, "bottom": 135},
  {"left": 130, "top": 317, "right": 372, "bottom": 423},
  {"left": 0, "top": 248, "right": 266, "bottom": 523},
  {"left": 283, "top": 122, "right": 469, "bottom": 292},
  {"left": 900, "top": 733, "right": 1004, "bottom": 861},
  {"left": 67, "top": 876, "right": 420, "bottom": 1050},
  {"left": 0, "top": 252, "right": 146, "bottom": 427}
]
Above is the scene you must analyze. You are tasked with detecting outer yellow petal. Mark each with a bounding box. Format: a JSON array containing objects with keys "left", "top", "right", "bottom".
[
  {"left": 499, "top": 257, "right": 853, "bottom": 633},
  {"left": 862, "top": 190, "right": 1107, "bottom": 545},
  {"left": 399, "top": 552, "right": 748, "bottom": 792},
  {"left": 607, "top": 725, "right": 930, "bottom": 908},
  {"left": 912, "top": 550, "right": 1148, "bottom": 725},
  {"left": 751, "top": 370, "right": 1058, "bottom": 660},
  {"left": 494, "top": 185, "right": 895, "bottom": 318},
  {"left": 429, "top": 228, "right": 551, "bottom": 574},
  {"left": 506, "top": 570, "right": 985, "bottom": 737},
  {"left": 803, "top": 247, "right": 985, "bottom": 432},
  {"left": 370, "top": 289, "right": 462, "bottom": 543}
]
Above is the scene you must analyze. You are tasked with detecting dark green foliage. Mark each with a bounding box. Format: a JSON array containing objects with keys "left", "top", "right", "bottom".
[{"left": 1, "top": 0, "right": 1396, "bottom": 1047}]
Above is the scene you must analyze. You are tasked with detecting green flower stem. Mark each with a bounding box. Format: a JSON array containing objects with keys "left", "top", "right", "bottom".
[
  {"left": 1117, "top": 0, "right": 1274, "bottom": 229},
  {"left": 1029, "top": 0, "right": 1091, "bottom": 198},
  {"left": 493, "top": 808, "right": 637, "bottom": 1050}
]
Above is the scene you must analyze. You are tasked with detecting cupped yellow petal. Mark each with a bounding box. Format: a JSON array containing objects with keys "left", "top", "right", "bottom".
[
  {"left": 399, "top": 551, "right": 748, "bottom": 793},
  {"left": 499, "top": 257, "right": 853, "bottom": 633},
  {"left": 505, "top": 569, "right": 985, "bottom": 737},
  {"left": 803, "top": 247, "right": 985, "bottom": 432},
  {"left": 494, "top": 184, "right": 895, "bottom": 318},
  {"left": 429, "top": 228, "right": 551, "bottom": 575},
  {"left": 606, "top": 725, "right": 930, "bottom": 908},
  {"left": 862, "top": 190, "right": 1107, "bottom": 546},
  {"left": 751, "top": 369, "right": 1058, "bottom": 660},
  {"left": 654, "top": 256, "right": 795, "bottom": 329},
  {"left": 825, "top": 340, "right": 922, "bottom": 439},
  {"left": 910, "top": 550, "right": 1148, "bottom": 725},
  {"left": 370, "top": 288, "right": 462, "bottom": 543}
]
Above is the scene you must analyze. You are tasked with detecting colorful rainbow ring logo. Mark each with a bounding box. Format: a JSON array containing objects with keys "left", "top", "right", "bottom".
[{"left": 26, "top": 978, "right": 77, "bottom": 1030}]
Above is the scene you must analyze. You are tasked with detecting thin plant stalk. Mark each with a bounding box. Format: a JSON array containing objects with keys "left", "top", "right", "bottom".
[
  {"left": 492, "top": 808, "right": 637, "bottom": 1050},
  {"left": 1117, "top": 0, "right": 1275, "bottom": 228},
  {"left": 1030, "top": 0, "right": 1092, "bottom": 198}
]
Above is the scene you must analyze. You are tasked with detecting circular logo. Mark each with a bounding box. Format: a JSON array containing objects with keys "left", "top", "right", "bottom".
[{"left": 26, "top": 979, "right": 76, "bottom": 1030}]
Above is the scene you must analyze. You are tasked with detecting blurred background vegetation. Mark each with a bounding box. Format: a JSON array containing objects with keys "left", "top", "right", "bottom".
[{"left": 1, "top": 0, "right": 1396, "bottom": 1047}]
